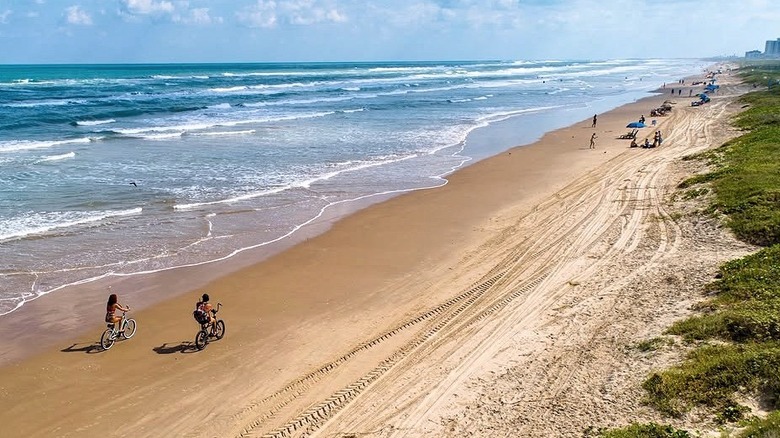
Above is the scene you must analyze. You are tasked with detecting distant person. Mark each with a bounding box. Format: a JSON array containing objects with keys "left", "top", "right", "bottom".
[
  {"left": 639, "top": 115, "right": 645, "bottom": 124},
  {"left": 689, "top": 89, "right": 693, "bottom": 97},
  {"left": 592, "top": 114, "right": 598, "bottom": 128},
  {"left": 589, "top": 133, "right": 597, "bottom": 149},
  {"left": 105, "top": 293, "right": 129, "bottom": 326},
  {"left": 643, "top": 138, "right": 651, "bottom": 148},
  {"left": 678, "top": 89, "right": 682, "bottom": 96},
  {"left": 671, "top": 88, "right": 675, "bottom": 95},
  {"left": 630, "top": 138, "right": 638, "bottom": 148}
]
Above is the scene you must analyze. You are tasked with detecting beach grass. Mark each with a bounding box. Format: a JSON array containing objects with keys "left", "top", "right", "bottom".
[
  {"left": 641, "top": 63, "right": 780, "bottom": 428},
  {"left": 596, "top": 63, "right": 780, "bottom": 436},
  {"left": 677, "top": 83, "right": 780, "bottom": 246},
  {"left": 736, "top": 410, "right": 780, "bottom": 437},
  {"left": 585, "top": 423, "right": 692, "bottom": 438},
  {"left": 738, "top": 62, "right": 780, "bottom": 90}
]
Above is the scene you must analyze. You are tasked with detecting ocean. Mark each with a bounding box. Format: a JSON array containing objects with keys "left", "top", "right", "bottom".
[{"left": 0, "top": 59, "right": 704, "bottom": 316}]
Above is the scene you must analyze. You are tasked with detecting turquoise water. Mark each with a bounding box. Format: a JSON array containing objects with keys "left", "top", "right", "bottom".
[{"left": 0, "top": 59, "right": 704, "bottom": 315}]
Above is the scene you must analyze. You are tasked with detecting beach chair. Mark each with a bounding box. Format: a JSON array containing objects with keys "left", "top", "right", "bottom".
[{"left": 618, "top": 129, "right": 638, "bottom": 139}]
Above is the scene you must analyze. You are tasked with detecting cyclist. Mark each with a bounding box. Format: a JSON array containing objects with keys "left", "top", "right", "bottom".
[
  {"left": 195, "top": 293, "right": 217, "bottom": 335},
  {"left": 105, "top": 293, "right": 129, "bottom": 327}
]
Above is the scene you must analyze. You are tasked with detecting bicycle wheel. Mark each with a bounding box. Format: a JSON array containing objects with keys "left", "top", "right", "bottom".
[
  {"left": 214, "top": 320, "right": 225, "bottom": 340},
  {"left": 195, "top": 330, "right": 209, "bottom": 350},
  {"left": 122, "top": 319, "right": 137, "bottom": 339},
  {"left": 100, "top": 329, "right": 116, "bottom": 350}
]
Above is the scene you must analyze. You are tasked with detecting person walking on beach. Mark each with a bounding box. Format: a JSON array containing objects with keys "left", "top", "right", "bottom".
[
  {"left": 589, "top": 133, "right": 597, "bottom": 149},
  {"left": 105, "top": 293, "right": 129, "bottom": 326},
  {"left": 592, "top": 114, "right": 598, "bottom": 128}
]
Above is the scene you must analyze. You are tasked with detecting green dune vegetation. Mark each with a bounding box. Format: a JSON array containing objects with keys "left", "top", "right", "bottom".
[{"left": 594, "top": 63, "right": 780, "bottom": 437}]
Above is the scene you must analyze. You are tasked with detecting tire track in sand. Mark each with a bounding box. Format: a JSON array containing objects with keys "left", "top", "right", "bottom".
[
  {"left": 231, "top": 96, "right": 737, "bottom": 438},
  {"left": 311, "top": 99, "right": 730, "bottom": 437}
]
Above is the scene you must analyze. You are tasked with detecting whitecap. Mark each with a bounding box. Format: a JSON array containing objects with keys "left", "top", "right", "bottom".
[
  {"left": 75, "top": 119, "right": 116, "bottom": 126},
  {"left": 174, "top": 153, "right": 417, "bottom": 211},
  {"left": 140, "top": 132, "right": 185, "bottom": 140},
  {"left": 115, "top": 111, "right": 335, "bottom": 136},
  {"left": 210, "top": 86, "right": 247, "bottom": 93},
  {"left": 36, "top": 152, "right": 75, "bottom": 163},
  {"left": 190, "top": 130, "right": 256, "bottom": 137},
  {"left": 0, "top": 137, "right": 93, "bottom": 153},
  {"left": 208, "top": 103, "right": 231, "bottom": 109},
  {"left": 0, "top": 208, "right": 142, "bottom": 243}
]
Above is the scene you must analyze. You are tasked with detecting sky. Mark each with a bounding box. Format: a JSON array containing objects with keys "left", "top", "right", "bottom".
[{"left": 0, "top": 0, "right": 778, "bottom": 64}]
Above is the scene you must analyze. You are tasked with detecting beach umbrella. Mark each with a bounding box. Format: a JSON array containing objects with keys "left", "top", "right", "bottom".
[{"left": 626, "top": 122, "right": 646, "bottom": 128}]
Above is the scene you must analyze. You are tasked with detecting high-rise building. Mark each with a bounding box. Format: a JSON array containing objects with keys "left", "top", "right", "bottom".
[{"left": 765, "top": 38, "right": 780, "bottom": 57}]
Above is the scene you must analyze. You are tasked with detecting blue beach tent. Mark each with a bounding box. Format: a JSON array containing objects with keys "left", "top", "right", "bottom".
[{"left": 626, "top": 122, "right": 646, "bottom": 128}]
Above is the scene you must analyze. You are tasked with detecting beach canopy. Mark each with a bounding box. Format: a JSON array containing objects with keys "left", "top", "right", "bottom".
[{"left": 626, "top": 122, "right": 646, "bottom": 128}]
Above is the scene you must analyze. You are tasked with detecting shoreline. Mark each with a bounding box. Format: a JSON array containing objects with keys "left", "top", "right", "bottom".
[
  {"left": 0, "top": 80, "right": 693, "bottom": 366},
  {"left": 0, "top": 66, "right": 744, "bottom": 437},
  {"left": 1, "top": 60, "right": 707, "bottom": 319}
]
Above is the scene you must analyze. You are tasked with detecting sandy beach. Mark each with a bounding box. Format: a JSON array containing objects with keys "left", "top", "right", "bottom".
[{"left": 0, "top": 70, "right": 756, "bottom": 437}]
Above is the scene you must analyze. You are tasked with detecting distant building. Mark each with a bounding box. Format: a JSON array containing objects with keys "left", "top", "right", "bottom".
[
  {"left": 765, "top": 38, "right": 780, "bottom": 58},
  {"left": 744, "top": 38, "right": 780, "bottom": 59}
]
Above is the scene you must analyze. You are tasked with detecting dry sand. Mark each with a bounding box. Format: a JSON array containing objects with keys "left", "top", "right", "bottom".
[{"left": 0, "top": 70, "right": 756, "bottom": 438}]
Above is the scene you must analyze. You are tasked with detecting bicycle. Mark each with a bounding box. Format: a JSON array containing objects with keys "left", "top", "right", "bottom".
[
  {"left": 195, "top": 303, "right": 225, "bottom": 350},
  {"left": 100, "top": 311, "right": 137, "bottom": 350}
]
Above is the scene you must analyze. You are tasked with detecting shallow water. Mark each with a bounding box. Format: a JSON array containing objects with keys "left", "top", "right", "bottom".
[{"left": 0, "top": 59, "right": 705, "bottom": 315}]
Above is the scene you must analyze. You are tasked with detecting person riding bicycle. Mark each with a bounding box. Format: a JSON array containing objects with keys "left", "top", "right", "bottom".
[
  {"left": 195, "top": 293, "right": 217, "bottom": 335},
  {"left": 105, "top": 293, "right": 129, "bottom": 327}
]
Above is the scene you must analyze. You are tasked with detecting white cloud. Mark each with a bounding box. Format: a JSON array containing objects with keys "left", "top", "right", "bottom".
[
  {"left": 122, "top": 0, "right": 175, "bottom": 16},
  {"left": 66, "top": 5, "right": 93, "bottom": 25},
  {"left": 289, "top": 8, "right": 346, "bottom": 25},
  {"left": 121, "top": 0, "right": 225, "bottom": 25},
  {"left": 0, "top": 10, "right": 11, "bottom": 24},
  {"left": 237, "top": 0, "right": 347, "bottom": 28},
  {"left": 236, "top": 0, "right": 278, "bottom": 28},
  {"left": 173, "top": 7, "right": 223, "bottom": 25}
]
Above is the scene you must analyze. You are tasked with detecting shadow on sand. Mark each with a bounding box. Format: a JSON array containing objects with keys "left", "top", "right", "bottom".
[
  {"left": 153, "top": 341, "right": 199, "bottom": 354},
  {"left": 61, "top": 342, "right": 103, "bottom": 354}
]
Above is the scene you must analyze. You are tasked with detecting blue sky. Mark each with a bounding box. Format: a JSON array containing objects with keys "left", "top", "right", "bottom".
[{"left": 0, "top": 0, "right": 778, "bottom": 63}]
